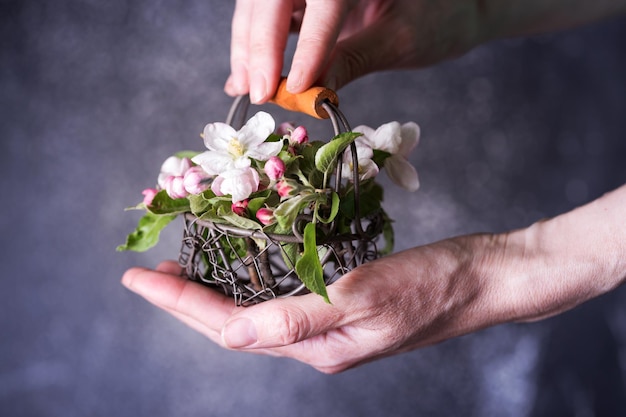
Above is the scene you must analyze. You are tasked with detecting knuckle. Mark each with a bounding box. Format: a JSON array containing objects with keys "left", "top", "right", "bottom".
[{"left": 271, "top": 306, "right": 308, "bottom": 346}]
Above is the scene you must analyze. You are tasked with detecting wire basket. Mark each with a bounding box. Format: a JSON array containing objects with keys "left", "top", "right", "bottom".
[{"left": 178, "top": 87, "right": 384, "bottom": 306}]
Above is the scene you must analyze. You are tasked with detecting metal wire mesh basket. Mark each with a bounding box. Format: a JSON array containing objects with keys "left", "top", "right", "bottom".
[{"left": 178, "top": 88, "right": 384, "bottom": 306}]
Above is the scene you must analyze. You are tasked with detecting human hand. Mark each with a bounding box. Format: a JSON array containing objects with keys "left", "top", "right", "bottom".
[
  {"left": 122, "top": 185, "right": 625, "bottom": 373},
  {"left": 224, "top": 0, "right": 486, "bottom": 103},
  {"left": 224, "top": 0, "right": 626, "bottom": 104},
  {"left": 122, "top": 234, "right": 506, "bottom": 373}
]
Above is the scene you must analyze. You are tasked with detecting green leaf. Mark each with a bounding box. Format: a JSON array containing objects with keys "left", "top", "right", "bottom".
[
  {"left": 314, "top": 132, "right": 361, "bottom": 175},
  {"left": 248, "top": 189, "right": 277, "bottom": 213},
  {"left": 188, "top": 189, "right": 217, "bottom": 215},
  {"left": 372, "top": 149, "right": 392, "bottom": 167},
  {"left": 174, "top": 150, "right": 201, "bottom": 159},
  {"left": 339, "top": 180, "right": 384, "bottom": 219},
  {"left": 315, "top": 191, "right": 340, "bottom": 224},
  {"left": 221, "top": 212, "right": 263, "bottom": 230},
  {"left": 295, "top": 222, "right": 330, "bottom": 303},
  {"left": 197, "top": 207, "right": 228, "bottom": 224},
  {"left": 148, "top": 190, "right": 190, "bottom": 215},
  {"left": 380, "top": 213, "right": 395, "bottom": 255},
  {"left": 117, "top": 212, "right": 176, "bottom": 252},
  {"left": 298, "top": 141, "right": 324, "bottom": 176},
  {"left": 274, "top": 193, "right": 317, "bottom": 230},
  {"left": 279, "top": 242, "right": 300, "bottom": 270}
]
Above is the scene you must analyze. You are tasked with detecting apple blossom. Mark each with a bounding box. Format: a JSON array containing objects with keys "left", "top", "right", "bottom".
[
  {"left": 353, "top": 122, "right": 420, "bottom": 191},
  {"left": 256, "top": 207, "right": 275, "bottom": 225},
  {"left": 211, "top": 167, "right": 260, "bottom": 203},
  {"left": 183, "top": 166, "right": 212, "bottom": 194},
  {"left": 341, "top": 139, "right": 379, "bottom": 182},
  {"left": 275, "top": 178, "right": 299, "bottom": 198},
  {"left": 264, "top": 156, "right": 286, "bottom": 180},
  {"left": 231, "top": 199, "right": 249, "bottom": 216},
  {"left": 163, "top": 175, "right": 188, "bottom": 199},
  {"left": 157, "top": 156, "right": 193, "bottom": 189},
  {"left": 142, "top": 188, "right": 158, "bottom": 206},
  {"left": 353, "top": 122, "right": 402, "bottom": 154},
  {"left": 192, "top": 111, "right": 281, "bottom": 175},
  {"left": 290, "top": 126, "right": 309, "bottom": 145},
  {"left": 276, "top": 122, "right": 296, "bottom": 137},
  {"left": 384, "top": 122, "right": 420, "bottom": 192}
]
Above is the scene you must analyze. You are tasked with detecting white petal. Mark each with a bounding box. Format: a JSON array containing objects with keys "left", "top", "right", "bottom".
[
  {"left": 352, "top": 125, "right": 375, "bottom": 142},
  {"left": 371, "top": 121, "right": 401, "bottom": 153},
  {"left": 246, "top": 141, "right": 283, "bottom": 161},
  {"left": 385, "top": 155, "right": 420, "bottom": 191},
  {"left": 238, "top": 111, "right": 275, "bottom": 146},
  {"left": 192, "top": 151, "right": 236, "bottom": 175},
  {"left": 211, "top": 176, "right": 225, "bottom": 196},
  {"left": 203, "top": 122, "right": 236, "bottom": 152},
  {"left": 398, "top": 122, "right": 420, "bottom": 157},
  {"left": 160, "top": 156, "right": 183, "bottom": 175},
  {"left": 358, "top": 158, "right": 380, "bottom": 181},
  {"left": 219, "top": 168, "right": 259, "bottom": 202}
]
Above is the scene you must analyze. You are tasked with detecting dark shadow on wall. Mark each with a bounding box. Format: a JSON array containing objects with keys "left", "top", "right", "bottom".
[{"left": 530, "top": 295, "right": 626, "bottom": 417}]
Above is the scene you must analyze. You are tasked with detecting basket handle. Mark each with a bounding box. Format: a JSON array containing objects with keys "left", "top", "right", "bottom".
[{"left": 269, "top": 77, "right": 339, "bottom": 119}]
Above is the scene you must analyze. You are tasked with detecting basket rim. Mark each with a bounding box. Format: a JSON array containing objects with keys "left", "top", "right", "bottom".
[{"left": 183, "top": 212, "right": 378, "bottom": 244}]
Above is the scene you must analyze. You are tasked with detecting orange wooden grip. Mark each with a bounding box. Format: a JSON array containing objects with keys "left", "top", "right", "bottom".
[{"left": 269, "top": 78, "right": 339, "bottom": 119}]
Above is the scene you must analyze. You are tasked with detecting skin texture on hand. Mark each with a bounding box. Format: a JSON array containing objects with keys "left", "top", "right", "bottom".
[
  {"left": 225, "top": 0, "right": 487, "bottom": 103},
  {"left": 122, "top": 185, "right": 626, "bottom": 373},
  {"left": 224, "top": 0, "right": 626, "bottom": 103}
]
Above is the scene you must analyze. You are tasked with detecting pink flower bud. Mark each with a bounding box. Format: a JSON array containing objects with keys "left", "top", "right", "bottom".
[
  {"left": 231, "top": 199, "right": 249, "bottom": 216},
  {"left": 141, "top": 188, "right": 158, "bottom": 206},
  {"left": 183, "top": 166, "right": 212, "bottom": 194},
  {"left": 158, "top": 156, "right": 193, "bottom": 188},
  {"left": 256, "top": 207, "right": 275, "bottom": 226},
  {"left": 277, "top": 122, "right": 296, "bottom": 137},
  {"left": 290, "top": 126, "right": 308, "bottom": 144},
  {"left": 276, "top": 179, "right": 298, "bottom": 198},
  {"left": 264, "top": 156, "right": 285, "bottom": 180},
  {"left": 164, "top": 175, "right": 188, "bottom": 199}
]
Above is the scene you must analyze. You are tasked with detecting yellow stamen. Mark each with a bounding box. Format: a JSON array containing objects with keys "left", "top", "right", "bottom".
[{"left": 228, "top": 137, "right": 245, "bottom": 157}]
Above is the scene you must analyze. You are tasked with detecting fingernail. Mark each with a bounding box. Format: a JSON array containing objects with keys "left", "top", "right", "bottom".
[
  {"left": 249, "top": 72, "right": 267, "bottom": 103},
  {"left": 222, "top": 318, "right": 257, "bottom": 348}
]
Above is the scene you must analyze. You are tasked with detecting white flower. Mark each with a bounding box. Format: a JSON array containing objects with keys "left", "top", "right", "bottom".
[
  {"left": 157, "top": 156, "right": 193, "bottom": 189},
  {"left": 192, "top": 111, "right": 282, "bottom": 175},
  {"left": 353, "top": 121, "right": 420, "bottom": 191},
  {"left": 385, "top": 122, "right": 420, "bottom": 191},
  {"left": 341, "top": 138, "right": 379, "bottom": 182},
  {"left": 353, "top": 122, "right": 402, "bottom": 154},
  {"left": 211, "top": 167, "right": 260, "bottom": 203}
]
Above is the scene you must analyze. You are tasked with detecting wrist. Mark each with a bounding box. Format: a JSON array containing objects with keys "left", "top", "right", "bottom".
[{"left": 489, "top": 186, "right": 626, "bottom": 323}]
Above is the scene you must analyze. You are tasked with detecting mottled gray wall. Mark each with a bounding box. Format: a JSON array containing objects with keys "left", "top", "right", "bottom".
[{"left": 2, "top": 1, "right": 626, "bottom": 416}]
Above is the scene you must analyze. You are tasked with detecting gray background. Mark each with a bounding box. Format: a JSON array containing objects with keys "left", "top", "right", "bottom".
[{"left": 2, "top": 1, "right": 626, "bottom": 416}]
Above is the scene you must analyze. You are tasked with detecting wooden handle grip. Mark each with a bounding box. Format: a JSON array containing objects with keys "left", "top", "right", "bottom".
[{"left": 269, "top": 77, "right": 339, "bottom": 119}]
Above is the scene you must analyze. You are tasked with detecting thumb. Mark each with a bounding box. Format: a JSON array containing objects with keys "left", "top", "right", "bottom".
[{"left": 221, "top": 293, "right": 341, "bottom": 349}]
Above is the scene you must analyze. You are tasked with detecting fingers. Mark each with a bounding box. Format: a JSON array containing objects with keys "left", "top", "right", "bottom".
[
  {"left": 227, "top": 0, "right": 295, "bottom": 103},
  {"left": 225, "top": 0, "right": 253, "bottom": 96},
  {"left": 226, "top": 0, "right": 353, "bottom": 101},
  {"left": 286, "top": 0, "right": 349, "bottom": 92},
  {"left": 221, "top": 291, "right": 344, "bottom": 349},
  {"left": 121, "top": 265, "right": 238, "bottom": 340}
]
